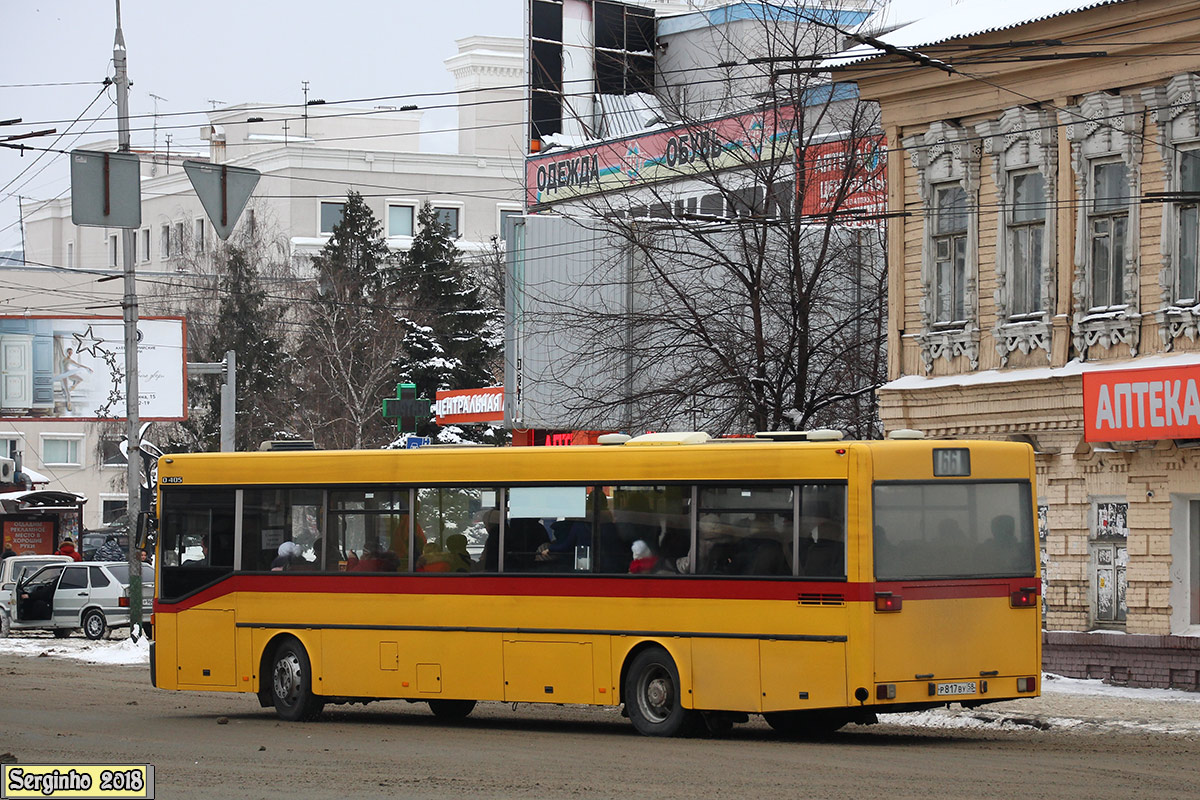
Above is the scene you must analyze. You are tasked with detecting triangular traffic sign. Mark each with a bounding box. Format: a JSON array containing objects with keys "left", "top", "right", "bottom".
[{"left": 183, "top": 160, "right": 261, "bottom": 240}]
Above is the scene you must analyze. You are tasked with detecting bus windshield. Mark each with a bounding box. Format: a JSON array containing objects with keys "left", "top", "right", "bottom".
[{"left": 873, "top": 481, "right": 1036, "bottom": 580}]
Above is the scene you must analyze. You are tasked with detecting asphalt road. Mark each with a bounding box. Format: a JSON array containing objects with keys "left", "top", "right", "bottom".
[{"left": 1, "top": 647, "right": 1197, "bottom": 800}]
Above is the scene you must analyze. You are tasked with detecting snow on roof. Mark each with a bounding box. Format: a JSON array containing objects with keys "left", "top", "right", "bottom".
[
  {"left": 835, "top": 0, "right": 1128, "bottom": 66},
  {"left": 882, "top": 351, "right": 1200, "bottom": 392},
  {"left": 20, "top": 466, "right": 49, "bottom": 484}
]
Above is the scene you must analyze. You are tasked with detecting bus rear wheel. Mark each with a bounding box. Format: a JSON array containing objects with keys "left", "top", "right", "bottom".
[
  {"left": 270, "top": 639, "right": 325, "bottom": 722},
  {"left": 763, "top": 709, "right": 848, "bottom": 738},
  {"left": 624, "top": 646, "right": 696, "bottom": 737},
  {"left": 428, "top": 699, "right": 476, "bottom": 720}
]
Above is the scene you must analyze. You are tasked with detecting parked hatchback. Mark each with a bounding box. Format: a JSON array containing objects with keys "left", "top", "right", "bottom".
[
  {"left": 12, "top": 561, "right": 154, "bottom": 639},
  {"left": 0, "top": 554, "right": 73, "bottom": 637}
]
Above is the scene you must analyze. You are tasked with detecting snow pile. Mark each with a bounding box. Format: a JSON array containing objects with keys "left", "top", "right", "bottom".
[
  {"left": 1041, "top": 673, "right": 1200, "bottom": 704},
  {"left": 0, "top": 633, "right": 150, "bottom": 665}
]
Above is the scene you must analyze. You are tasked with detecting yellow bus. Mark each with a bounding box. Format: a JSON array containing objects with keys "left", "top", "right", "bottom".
[{"left": 149, "top": 433, "right": 1041, "bottom": 737}]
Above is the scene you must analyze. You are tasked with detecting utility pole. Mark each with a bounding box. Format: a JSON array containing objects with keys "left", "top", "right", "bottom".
[{"left": 114, "top": 0, "right": 144, "bottom": 639}]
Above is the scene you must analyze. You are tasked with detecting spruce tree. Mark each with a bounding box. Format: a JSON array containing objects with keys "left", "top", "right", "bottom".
[
  {"left": 300, "top": 191, "right": 406, "bottom": 449},
  {"left": 396, "top": 203, "right": 501, "bottom": 442},
  {"left": 181, "top": 245, "right": 289, "bottom": 451}
]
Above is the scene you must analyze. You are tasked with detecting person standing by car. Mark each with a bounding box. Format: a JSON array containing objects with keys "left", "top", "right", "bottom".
[
  {"left": 94, "top": 535, "right": 125, "bottom": 562},
  {"left": 55, "top": 538, "right": 83, "bottom": 562}
]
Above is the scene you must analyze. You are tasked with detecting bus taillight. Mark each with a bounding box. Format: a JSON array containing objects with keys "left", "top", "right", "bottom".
[
  {"left": 1017, "top": 676, "right": 1037, "bottom": 693},
  {"left": 1010, "top": 587, "right": 1037, "bottom": 608},
  {"left": 874, "top": 592, "right": 902, "bottom": 612}
]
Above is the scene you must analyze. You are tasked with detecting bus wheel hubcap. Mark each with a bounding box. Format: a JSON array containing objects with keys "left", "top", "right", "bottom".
[
  {"left": 274, "top": 654, "right": 301, "bottom": 705},
  {"left": 642, "top": 671, "right": 672, "bottom": 721}
]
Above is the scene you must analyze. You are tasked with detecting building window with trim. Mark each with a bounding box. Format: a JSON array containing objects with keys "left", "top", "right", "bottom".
[
  {"left": 0, "top": 436, "right": 19, "bottom": 459},
  {"left": 933, "top": 184, "right": 968, "bottom": 326},
  {"left": 108, "top": 234, "right": 118, "bottom": 267},
  {"left": 904, "top": 120, "right": 982, "bottom": 372},
  {"left": 498, "top": 207, "right": 522, "bottom": 241},
  {"left": 41, "top": 435, "right": 82, "bottom": 467},
  {"left": 194, "top": 218, "right": 206, "bottom": 254},
  {"left": 100, "top": 436, "right": 127, "bottom": 468},
  {"left": 140, "top": 229, "right": 150, "bottom": 263},
  {"left": 433, "top": 206, "right": 461, "bottom": 238},
  {"left": 101, "top": 498, "right": 128, "bottom": 525},
  {"left": 320, "top": 202, "right": 345, "bottom": 234},
  {"left": 66, "top": 241, "right": 73, "bottom": 268},
  {"left": 161, "top": 224, "right": 171, "bottom": 259},
  {"left": 1061, "top": 92, "right": 1142, "bottom": 357},
  {"left": 1009, "top": 170, "right": 1047, "bottom": 318},
  {"left": 173, "top": 222, "right": 185, "bottom": 256},
  {"left": 1089, "top": 160, "right": 1130, "bottom": 310},
  {"left": 387, "top": 203, "right": 415, "bottom": 237}
]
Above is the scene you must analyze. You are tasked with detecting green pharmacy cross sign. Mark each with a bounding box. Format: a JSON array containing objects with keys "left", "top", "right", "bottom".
[{"left": 383, "top": 383, "right": 432, "bottom": 432}]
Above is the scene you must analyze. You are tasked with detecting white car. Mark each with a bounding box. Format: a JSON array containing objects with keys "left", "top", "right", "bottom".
[
  {"left": 0, "top": 554, "right": 72, "bottom": 637},
  {"left": 10, "top": 561, "right": 154, "bottom": 639}
]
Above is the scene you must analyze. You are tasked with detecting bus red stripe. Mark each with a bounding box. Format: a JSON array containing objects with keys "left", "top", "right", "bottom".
[{"left": 155, "top": 574, "right": 1037, "bottom": 613}]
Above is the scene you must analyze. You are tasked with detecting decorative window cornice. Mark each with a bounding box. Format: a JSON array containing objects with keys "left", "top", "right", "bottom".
[
  {"left": 905, "top": 121, "right": 982, "bottom": 373},
  {"left": 1060, "top": 93, "right": 1145, "bottom": 360},
  {"left": 977, "top": 107, "right": 1058, "bottom": 366}
]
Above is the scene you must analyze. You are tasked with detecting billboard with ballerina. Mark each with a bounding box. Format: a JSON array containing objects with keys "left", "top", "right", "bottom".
[{"left": 0, "top": 316, "right": 186, "bottom": 420}]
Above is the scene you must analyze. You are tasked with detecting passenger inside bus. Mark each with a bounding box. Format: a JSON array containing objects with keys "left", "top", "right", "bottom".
[
  {"left": 802, "top": 502, "right": 845, "bottom": 578},
  {"left": 444, "top": 534, "right": 473, "bottom": 572}
]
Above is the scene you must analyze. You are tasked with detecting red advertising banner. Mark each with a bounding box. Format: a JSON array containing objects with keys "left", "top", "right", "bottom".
[
  {"left": 1083, "top": 364, "right": 1200, "bottom": 442},
  {"left": 2, "top": 519, "right": 55, "bottom": 554},
  {"left": 434, "top": 387, "right": 504, "bottom": 425},
  {"left": 799, "top": 137, "right": 886, "bottom": 224}
]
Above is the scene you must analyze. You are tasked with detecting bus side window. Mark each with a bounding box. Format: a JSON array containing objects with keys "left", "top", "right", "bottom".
[
  {"left": 800, "top": 484, "right": 847, "bottom": 578},
  {"left": 696, "top": 485, "right": 794, "bottom": 577}
]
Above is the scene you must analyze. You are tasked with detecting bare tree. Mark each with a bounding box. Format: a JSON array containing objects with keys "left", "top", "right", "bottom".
[{"left": 518, "top": 4, "right": 887, "bottom": 436}]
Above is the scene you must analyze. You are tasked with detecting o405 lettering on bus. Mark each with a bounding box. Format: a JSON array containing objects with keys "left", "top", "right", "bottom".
[{"left": 161, "top": 476, "right": 183, "bottom": 484}]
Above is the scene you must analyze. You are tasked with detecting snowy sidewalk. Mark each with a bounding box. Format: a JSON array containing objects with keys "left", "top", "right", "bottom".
[{"left": 880, "top": 673, "right": 1200, "bottom": 736}]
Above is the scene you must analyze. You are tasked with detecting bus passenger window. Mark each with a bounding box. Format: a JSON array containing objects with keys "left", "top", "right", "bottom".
[
  {"left": 607, "top": 486, "right": 691, "bottom": 574},
  {"left": 799, "top": 485, "right": 847, "bottom": 578},
  {"left": 243, "top": 489, "right": 324, "bottom": 572},
  {"left": 414, "top": 487, "right": 500, "bottom": 573},
  {"left": 329, "top": 491, "right": 409, "bottom": 573},
  {"left": 697, "top": 485, "right": 795, "bottom": 577},
  {"left": 505, "top": 486, "right": 590, "bottom": 573}
]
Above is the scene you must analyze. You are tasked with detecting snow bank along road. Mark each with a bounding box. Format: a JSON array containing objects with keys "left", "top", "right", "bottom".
[{"left": 1, "top": 633, "right": 1198, "bottom": 800}]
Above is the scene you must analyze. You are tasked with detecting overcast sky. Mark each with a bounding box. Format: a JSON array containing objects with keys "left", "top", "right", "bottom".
[{"left": 1, "top": 0, "right": 523, "bottom": 252}]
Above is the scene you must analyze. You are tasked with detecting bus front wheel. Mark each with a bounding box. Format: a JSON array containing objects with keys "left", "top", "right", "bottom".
[
  {"left": 624, "top": 647, "right": 696, "bottom": 737},
  {"left": 270, "top": 639, "right": 325, "bottom": 722}
]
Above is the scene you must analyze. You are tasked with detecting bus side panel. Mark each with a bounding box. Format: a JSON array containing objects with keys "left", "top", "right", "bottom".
[
  {"left": 759, "top": 640, "right": 847, "bottom": 712},
  {"left": 873, "top": 594, "right": 1041, "bottom": 684},
  {"left": 691, "top": 639, "right": 761, "bottom": 712},
  {"left": 176, "top": 608, "right": 237, "bottom": 688},
  {"left": 502, "top": 637, "right": 596, "bottom": 704},
  {"left": 406, "top": 631, "right": 505, "bottom": 702},
  {"left": 154, "top": 611, "right": 179, "bottom": 691}
]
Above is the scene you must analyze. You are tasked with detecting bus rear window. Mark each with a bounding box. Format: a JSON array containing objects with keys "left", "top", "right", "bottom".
[{"left": 873, "top": 481, "right": 1035, "bottom": 580}]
